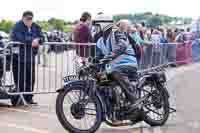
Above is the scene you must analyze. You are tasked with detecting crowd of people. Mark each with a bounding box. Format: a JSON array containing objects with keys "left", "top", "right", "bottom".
[
  {"left": 127, "top": 25, "right": 193, "bottom": 45},
  {"left": 73, "top": 12, "right": 194, "bottom": 44},
  {"left": 73, "top": 12, "right": 195, "bottom": 68}
]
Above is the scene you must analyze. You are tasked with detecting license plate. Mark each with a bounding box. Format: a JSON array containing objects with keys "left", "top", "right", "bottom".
[{"left": 63, "top": 75, "right": 79, "bottom": 82}]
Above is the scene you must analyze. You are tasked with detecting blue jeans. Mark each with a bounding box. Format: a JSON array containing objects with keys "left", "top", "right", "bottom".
[
  {"left": 192, "top": 40, "right": 200, "bottom": 62},
  {"left": 162, "top": 44, "right": 177, "bottom": 64}
]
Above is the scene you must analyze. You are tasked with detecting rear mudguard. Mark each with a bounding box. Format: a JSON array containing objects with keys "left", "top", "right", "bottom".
[
  {"left": 138, "top": 73, "right": 170, "bottom": 98},
  {"left": 56, "top": 80, "right": 107, "bottom": 118}
]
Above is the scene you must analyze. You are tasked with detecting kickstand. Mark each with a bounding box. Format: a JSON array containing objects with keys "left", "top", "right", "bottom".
[{"left": 19, "top": 94, "right": 28, "bottom": 106}]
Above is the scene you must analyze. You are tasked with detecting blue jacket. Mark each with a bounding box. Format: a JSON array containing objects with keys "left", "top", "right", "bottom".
[
  {"left": 160, "top": 37, "right": 168, "bottom": 44},
  {"left": 11, "top": 20, "right": 43, "bottom": 63},
  {"left": 96, "top": 28, "right": 137, "bottom": 70}
]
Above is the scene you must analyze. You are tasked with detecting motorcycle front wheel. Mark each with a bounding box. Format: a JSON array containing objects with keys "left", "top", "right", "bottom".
[{"left": 56, "top": 86, "right": 103, "bottom": 133}]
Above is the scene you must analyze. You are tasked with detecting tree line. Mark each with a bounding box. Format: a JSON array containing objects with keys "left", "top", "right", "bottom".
[
  {"left": 0, "top": 18, "right": 76, "bottom": 33},
  {"left": 113, "top": 12, "right": 192, "bottom": 27},
  {"left": 0, "top": 12, "right": 193, "bottom": 33}
]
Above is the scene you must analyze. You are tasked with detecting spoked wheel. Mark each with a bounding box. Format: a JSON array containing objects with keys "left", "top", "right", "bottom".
[
  {"left": 141, "top": 82, "right": 170, "bottom": 126},
  {"left": 56, "top": 86, "right": 102, "bottom": 133}
]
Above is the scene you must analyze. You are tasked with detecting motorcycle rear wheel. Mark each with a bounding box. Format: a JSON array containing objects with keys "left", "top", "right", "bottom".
[{"left": 141, "top": 82, "right": 170, "bottom": 126}]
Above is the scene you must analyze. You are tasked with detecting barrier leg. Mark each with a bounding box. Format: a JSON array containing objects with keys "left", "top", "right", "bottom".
[{"left": 19, "top": 94, "right": 28, "bottom": 106}]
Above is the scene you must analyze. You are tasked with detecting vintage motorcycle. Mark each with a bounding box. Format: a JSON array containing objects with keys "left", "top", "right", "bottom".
[{"left": 55, "top": 57, "right": 170, "bottom": 133}]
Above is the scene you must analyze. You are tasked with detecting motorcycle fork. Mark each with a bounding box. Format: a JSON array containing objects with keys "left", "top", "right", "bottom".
[{"left": 79, "top": 80, "right": 96, "bottom": 107}]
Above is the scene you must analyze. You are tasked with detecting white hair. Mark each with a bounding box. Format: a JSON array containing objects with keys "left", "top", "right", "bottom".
[
  {"left": 117, "top": 19, "right": 131, "bottom": 26},
  {"left": 117, "top": 19, "right": 131, "bottom": 32}
]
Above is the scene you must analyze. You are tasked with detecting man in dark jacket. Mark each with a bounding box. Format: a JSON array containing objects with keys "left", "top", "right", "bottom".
[{"left": 11, "top": 11, "right": 43, "bottom": 104}]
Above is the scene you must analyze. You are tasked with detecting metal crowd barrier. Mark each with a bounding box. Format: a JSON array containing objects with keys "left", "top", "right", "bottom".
[
  {"left": 139, "top": 41, "right": 193, "bottom": 71},
  {"left": 0, "top": 41, "right": 193, "bottom": 99},
  {"left": 0, "top": 42, "right": 96, "bottom": 97}
]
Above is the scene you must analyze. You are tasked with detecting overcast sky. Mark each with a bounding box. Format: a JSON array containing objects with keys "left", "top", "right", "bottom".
[{"left": 0, "top": 0, "right": 199, "bottom": 21}]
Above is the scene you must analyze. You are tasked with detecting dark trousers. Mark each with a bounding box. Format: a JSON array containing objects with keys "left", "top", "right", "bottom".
[
  {"left": 111, "top": 65, "right": 137, "bottom": 103},
  {"left": 12, "top": 58, "right": 35, "bottom": 102}
]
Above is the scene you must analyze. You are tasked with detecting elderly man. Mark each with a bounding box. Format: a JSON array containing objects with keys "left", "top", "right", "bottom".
[
  {"left": 11, "top": 11, "right": 43, "bottom": 105},
  {"left": 97, "top": 19, "right": 138, "bottom": 103},
  {"left": 96, "top": 19, "right": 139, "bottom": 122}
]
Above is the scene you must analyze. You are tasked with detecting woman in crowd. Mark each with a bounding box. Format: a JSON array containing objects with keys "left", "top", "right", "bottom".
[
  {"left": 167, "top": 29, "right": 176, "bottom": 42},
  {"left": 73, "top": 12, "right": 93, "bottom": 62},
  {"left": 130, "top": 24, "right": 145, "bottom": 45}
]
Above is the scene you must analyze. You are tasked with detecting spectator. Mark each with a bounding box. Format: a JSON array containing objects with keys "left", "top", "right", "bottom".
[
  {"left": 164, "top": 29, "right": 177, "bottom": 67},
  {"left": 159, "top": 28, "right": 168, "bottom": 43},
  {"left": 141, "top": 28, "right": 153, "bottom": 69},
  {"left": 183, "top": 28, "right": 193, "bottom": 41},
  {"left": 11, "top": 11, "right": 43, "bottom": 105},
  {"left": 127, "top": 25, "right": 132, "bottom": 35},
  {"left": 174, "top": 28, "right": 180, "bottom": 37},
  {"left": 167, "top": 29, "right": 176, "bottom": 42},
  {"left": 143, "top": 29, "right": 151, "bottom": 42},
  {"left": 150, "top": 29, "right": 162, "bottom": 66},
  {"left": 151, "top": 29, "right": 162, "bottom": 44},
  {"left": 130, "top": 25, "right": 145, "bottom": 45},
  {"left": 175, "top": 29, "right": 185, "bottom": 42},
  {"left": 136, "top": 24, "right": 145, "bottom": 40},
  {"left": 73, "top": 12, "right": 93, "bottom": 59}
]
